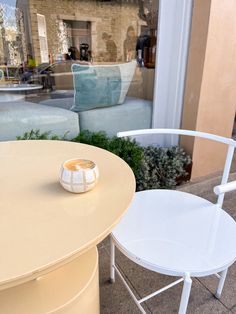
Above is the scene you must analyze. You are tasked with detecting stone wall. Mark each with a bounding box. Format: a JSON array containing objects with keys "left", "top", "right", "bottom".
[{"left": 27, "top": 0, "right": 144, "bottom": 64}]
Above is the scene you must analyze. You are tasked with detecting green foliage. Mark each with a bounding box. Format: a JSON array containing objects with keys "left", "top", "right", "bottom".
[
  {"left": 16, "top": 129, "right": 52, "bottom": 140},
  {"left": 136, "top": 146, "right": 192, "bottom": 191},
  {"left": 16, "top": 129, "right": 67, "bottom": 141},
  {"left": 72, "top": 130, "right": 110, "bottom": 150},
  {"left": 108, "top": 137, "right": 143, "bottom": 174},
  {"left": 72, "top": 130, "right": 144, "bottom": 176},
  {"left": 16, "top": 129, "right": 192, "bottom": 190}
]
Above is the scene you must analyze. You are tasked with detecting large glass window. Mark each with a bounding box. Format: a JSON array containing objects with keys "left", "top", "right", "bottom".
[{"left": 0, "top": 0, "right": 158, "bottom": 137}]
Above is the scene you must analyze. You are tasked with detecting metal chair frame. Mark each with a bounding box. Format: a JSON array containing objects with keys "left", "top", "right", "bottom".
[{"left": 110, "top": 129, "right": 236, "bottom": 314}]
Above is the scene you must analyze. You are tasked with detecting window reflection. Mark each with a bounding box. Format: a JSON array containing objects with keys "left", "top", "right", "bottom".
[{"left": 0, "top": 0, "right": 158, "bottom": 132}]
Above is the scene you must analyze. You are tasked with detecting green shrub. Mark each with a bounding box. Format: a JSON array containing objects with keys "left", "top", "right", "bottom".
[
  {"left": 136, "top": 146, "right": 192, "bottom": 191},
  {"left": 72, "top": 130, "right": 110, "bottom": 150},
  {"left": 16, "top": 129, "right": 192, "bottom": 190},
  {"left": 16, "top": 129, "right": 65, "bottom": 140},
  {"left": 73, "top": 130, "right": 144, "bottom": 177}
]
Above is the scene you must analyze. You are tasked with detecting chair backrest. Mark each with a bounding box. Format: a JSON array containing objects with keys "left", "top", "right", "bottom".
[
  {"left": 117, "top": 128, "right": 236, "bottom": 207},
  {"left": 0, "top": 69, "right": 4, "bottom": 81}
]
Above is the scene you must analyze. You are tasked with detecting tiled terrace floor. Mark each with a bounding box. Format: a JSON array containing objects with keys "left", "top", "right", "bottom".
[{"left": 98, "top": 167, "right": 236, "bottom": 313}]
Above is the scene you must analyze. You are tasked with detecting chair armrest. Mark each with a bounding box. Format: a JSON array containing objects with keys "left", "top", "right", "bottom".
[{"left": 214, "top": 181, "right": 236, "bottom": 195}]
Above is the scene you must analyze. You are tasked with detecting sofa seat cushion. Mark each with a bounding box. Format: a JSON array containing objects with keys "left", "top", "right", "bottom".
[
  {"left": 0, "top": 101, "right": 79, "bottom": 141},
  {"left": 79, "top": 97, "right": 152, "bottom": 137},
  {"left": 50, "top": 90, "right": 74, "bottom": 99},
  {"left": 39, "top": 97, "right": 74, "bottom": 110}
]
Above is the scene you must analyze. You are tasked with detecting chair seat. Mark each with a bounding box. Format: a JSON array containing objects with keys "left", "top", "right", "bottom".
[{"left": 112, "top": 190, "right": 236, "bottom": 277}]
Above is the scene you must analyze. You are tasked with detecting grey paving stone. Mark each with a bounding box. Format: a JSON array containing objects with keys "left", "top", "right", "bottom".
[
  {"left": 223, "top": 193, "right": 236, "bottom": 219},
  {"left": 188, "top": 297, "right": 229, "bottom": 314},
  {"left": 99, "top": 247, "right": 147, "bottom": 314},
  {"left": 111, "top": 248, "right": 228, "bottom": 314},
  {"left": 178, "top": 173, "right": 236, "bottom": 204},
  {"left": 198, "top": 263, "right": 236, "bottom": 310},
  {"left": 98, "top": 236, "right": 110, "bottom": 250}
]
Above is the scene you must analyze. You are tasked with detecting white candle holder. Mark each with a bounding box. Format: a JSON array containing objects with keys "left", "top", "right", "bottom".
[{"left": 59, "top": 159, "right": 99, "bottom": 193}]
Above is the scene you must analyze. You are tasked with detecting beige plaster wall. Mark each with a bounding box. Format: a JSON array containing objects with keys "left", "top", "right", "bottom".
[
  {"left": 181, "top": 0, "right": 211, "bottom": 155},
  {"left": 182, "top": 0, "right": 236, "bottom": 178}
]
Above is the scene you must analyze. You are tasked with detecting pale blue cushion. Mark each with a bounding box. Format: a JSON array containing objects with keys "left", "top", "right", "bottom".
[{"left": 71, "top": 61, "right": 136, "bottom": 112}]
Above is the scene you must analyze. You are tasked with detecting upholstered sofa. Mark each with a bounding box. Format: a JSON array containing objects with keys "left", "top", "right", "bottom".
[
  {"left": 0, "top": 62, "right": 152, "bottom": 141},
  {"left": 39, "top": 96, "right": 152, "bottom": 137},
  {"left": 0, "top": 101, "right": 79, "bottom": 141},
  {"left": 39, "top": 61, "right": 152, "bottom": 137}
]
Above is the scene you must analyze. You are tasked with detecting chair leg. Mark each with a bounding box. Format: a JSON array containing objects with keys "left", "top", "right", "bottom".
[
  {"left": 179, "top": 273, "right": 192, "bottom": 314},
  {"left": 215, "top": 268, "right": 228, "bottom": 299},
  {"left": 110, "top": 237, "right": 115, "bottom": 283}
]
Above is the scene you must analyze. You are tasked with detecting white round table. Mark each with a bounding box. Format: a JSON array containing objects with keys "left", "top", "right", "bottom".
[
  {"left": 0, "top": 84, "right": 43, "bottom": 102},
  {"left": 0, "top": 140, "right": 135, "bottom": 313}
]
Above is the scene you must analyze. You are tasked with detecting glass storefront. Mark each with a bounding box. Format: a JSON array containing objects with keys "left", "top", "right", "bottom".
[{"left": 0, "top": 0, "right": 158, "bottom": 136}]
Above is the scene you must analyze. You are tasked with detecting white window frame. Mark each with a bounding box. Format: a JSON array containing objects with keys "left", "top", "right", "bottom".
[
  {"left": 37, "top": 13, "right": 49, "bottom": 63},
  {"left": 152, "top": 0, "right": 193, "bottom": 145}
]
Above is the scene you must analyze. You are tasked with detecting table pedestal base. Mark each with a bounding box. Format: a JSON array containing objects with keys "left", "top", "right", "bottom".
[{"left": 0, "top": 247, "right": 99, "bottom": 314}]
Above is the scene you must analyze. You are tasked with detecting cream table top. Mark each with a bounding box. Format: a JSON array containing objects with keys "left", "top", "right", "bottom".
[{"left": 0, "top": 140, "right": 135, "bottom": 290}]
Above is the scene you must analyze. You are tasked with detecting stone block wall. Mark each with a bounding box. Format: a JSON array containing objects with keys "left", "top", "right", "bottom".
[{"left": 27, "top": 0, "right": 144, "bottom": 64}]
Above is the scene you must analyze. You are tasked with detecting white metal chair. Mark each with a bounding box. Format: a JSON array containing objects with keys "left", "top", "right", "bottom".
[{"left": 110, "top": 129, "right": 236, "bottom": 314}]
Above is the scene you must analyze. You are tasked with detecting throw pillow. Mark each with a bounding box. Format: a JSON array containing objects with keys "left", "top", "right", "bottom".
[{"left": 70, "top": 61, "right": 136, "bottom": 112}]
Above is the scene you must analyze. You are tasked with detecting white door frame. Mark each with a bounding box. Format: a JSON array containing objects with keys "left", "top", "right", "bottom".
[
  {"left": 37, "top": 13, "right": 49, "bottom": 63},
  {"left": 152, "top": 0, "right": 193, "bottom": 145}
]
